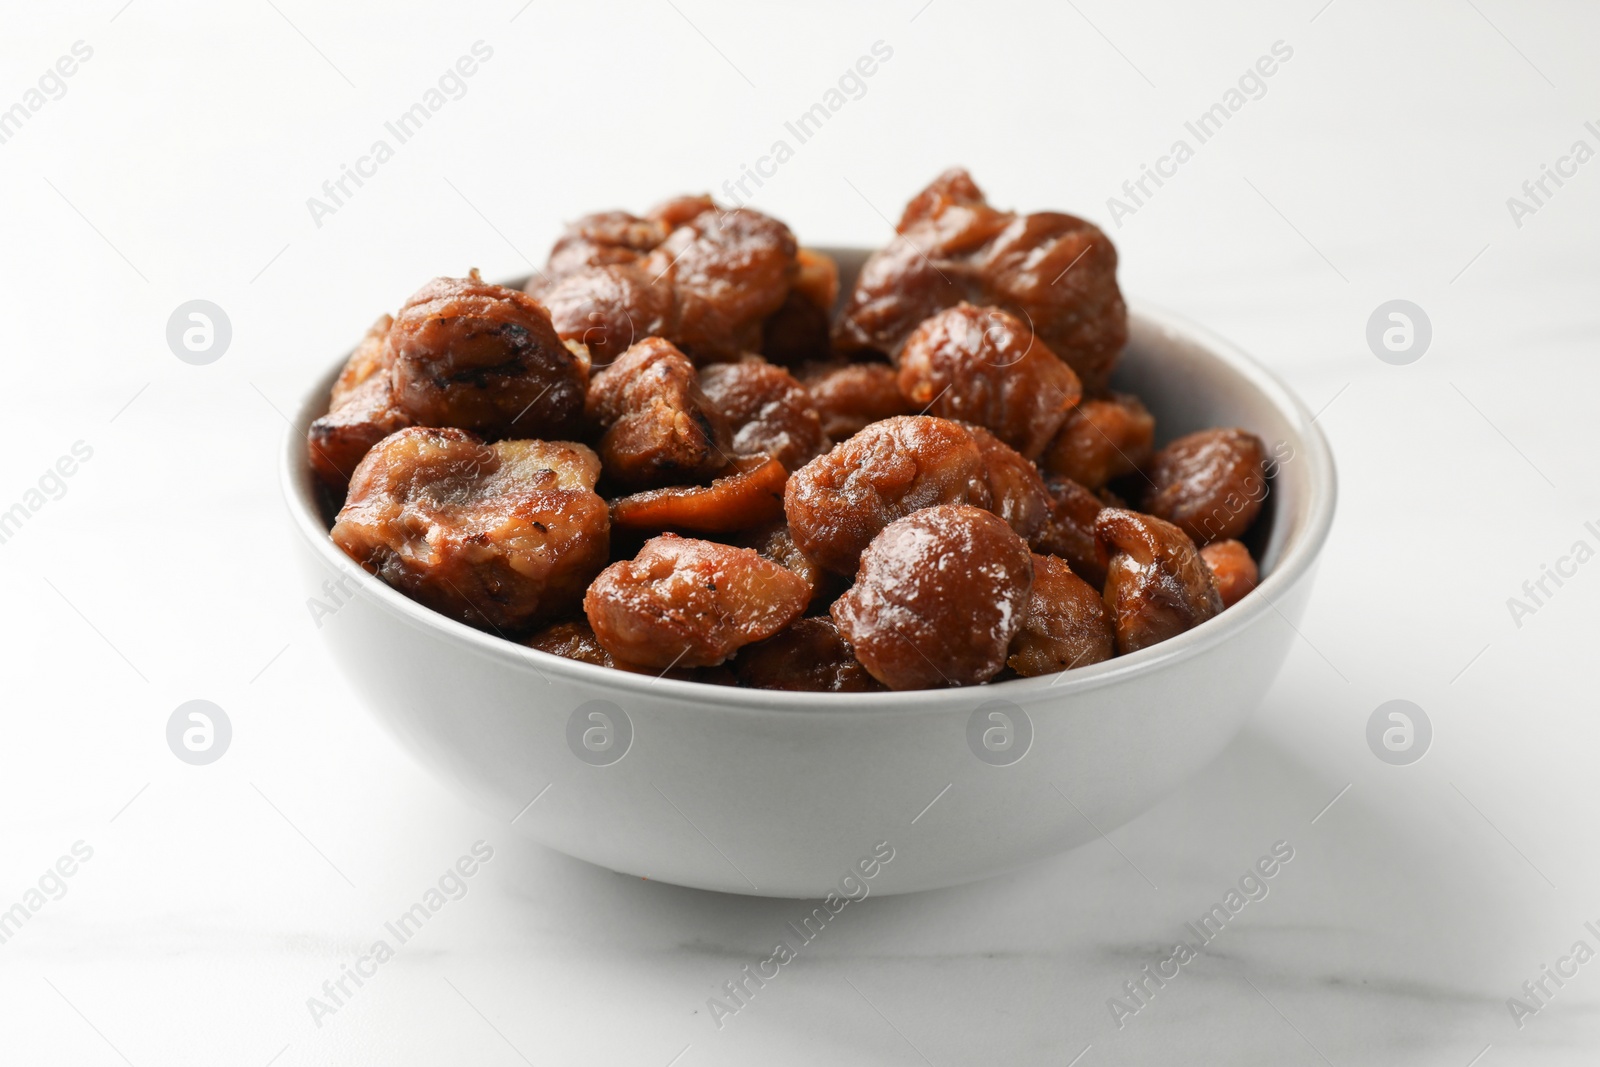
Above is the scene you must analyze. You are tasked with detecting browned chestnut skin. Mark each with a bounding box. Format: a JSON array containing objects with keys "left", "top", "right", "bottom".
[
  {"left": 332, "top": 428, "right": 610, "bottom": 633},
  {"left": 791, "top": 247, "right": 840, "bottom": 312},
  {"left": 524, "top": 618, "right": 714, "bottom": 680},
  {"left": 308, "top": 314, "right": 412, "bottom": 491},
  {"left": 834, "top": 169, "right": 1128, "bottom": 389},
  {"left": 761, "top": 249, "right": 839, "bottom": 365},
  {"left": 734, "top": 617, "right": 886, "bottom": 692},
  {"left": 610, "top": 454, "right": 787, "bottom": 534},
  {"left": 536, "top": 196, "right": 708, "bottom": 280},
  {"left": 1200, "top": 539, "right": 1259, "bottom": 608},
  {"left": 531, "top": 198, "right": 798, "bottom": 365},
  {"left": 307, "top": 175, "right": 1293, "bottom": 695},
  {"left": 1033, "top": 475, "right": 1109, "bottom": 588},
  {"left": 584, "top": 534, "right": 810, "bottom": 668},
  {"left": 586, "top": 337, "right": 730, "bottom": 489},
  {"left": 1040, "top": 392, "right": 1154, "bottom": 490},
  {"left": 655, "top": 208, "right": 798, "bottom": 359},
  {"left": 699, "top": 358, "right": 828, "bottom": 471},
  {"left": 960, "top": 422, "right": 1051, "bottom": 542},
  {"left": 649, "top": 193, "right": 722, "bottom": 230},
  {"left": 801, "top": 361, "right": 914, "bottom": 440},
  {"left": 310, "top": 273, "right": 590, "bottom": 492},
  {"left": 542, "top": 207, "right": 677, "bottom": 277},
  {"left": 898, "top": 304, "right": 1082, "bottom": 460},
  {"left": 1140, "top": 428, "right": 1268, "bottom": 544},
  {"left": 785, "top": 415, "right": 992, "bottom": 576},
  {"left": 833, "top": 504, "right": 1033, "bottom": 690},
  {"left": 1095, "top": 507, "right": 1221, "bottom": 654},
  {"left": 739, "top": 522, "right": 844, "bottom": 611},
  {"left": 761, "top": 291, "right": 830, "bottom": 366},
  {"left": 526, "top": 619, "right": 617, "bottom": 667},
  {"left": 533, "top": 263, "right": 670, "bottom": 368},
  {"left": 1007, "top": 554, "right": 1115, "bottom": 677},
  {"left": 387, "top": 272, "right": 589, "bottom": 441}
]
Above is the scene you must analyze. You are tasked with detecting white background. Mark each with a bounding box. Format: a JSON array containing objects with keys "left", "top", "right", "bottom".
[{"left": 2, "top": 1, "right": 1598, "bottom": 1063}]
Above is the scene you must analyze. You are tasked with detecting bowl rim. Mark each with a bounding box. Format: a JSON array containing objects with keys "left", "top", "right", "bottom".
[{"left": 280, "top": 282, "right": 1337, "bottom": 714}]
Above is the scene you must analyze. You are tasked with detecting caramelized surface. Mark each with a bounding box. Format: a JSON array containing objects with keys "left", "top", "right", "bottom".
[
  {"left": 584, "top": 534, "right": 810, "bottom": 668},
  {"left": 332, "top": 428, "right": 609, "bottom": 633},
  {"left": 834, "top": 169, "right": 1128, "bottom": 390},
  {"left": 1096, "top": 507, "right": 1222, "bottom": 654},
  {"left": 785, "top": 416, "right": 992, "bottom": 575},
  {"left": 311, "top": 173, "right": 1276, "bottom": 689},
  {"left": 833, "top": 505, "right": 1032, "bottom": 690}
]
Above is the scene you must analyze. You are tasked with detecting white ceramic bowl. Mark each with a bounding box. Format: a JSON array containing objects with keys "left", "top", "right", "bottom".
[{"left": 281, "top": 249, "right": 1336, "bottom": 897}]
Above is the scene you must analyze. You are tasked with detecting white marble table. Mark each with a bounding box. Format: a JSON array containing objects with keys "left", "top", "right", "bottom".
[{"left": 2, "top": 1, "right": 1597, "bottom": 1063}]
